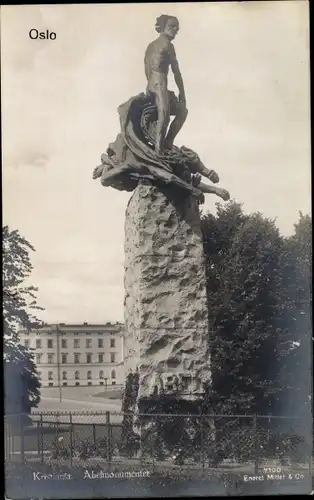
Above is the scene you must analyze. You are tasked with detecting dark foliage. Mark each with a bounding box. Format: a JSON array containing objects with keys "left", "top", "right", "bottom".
[
  {"left": 201, "top": 202, "right": 311, "bottom": 417},
  {"left": 3, "top": 226, "right": 43, "bottom": 420},
  {"left": 119, "top": 370, "right": 140, "bottom": 457}
]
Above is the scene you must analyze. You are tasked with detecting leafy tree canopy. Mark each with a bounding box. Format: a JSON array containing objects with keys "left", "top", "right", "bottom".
[
  {"left": 3, "top": 226, "right": 43, "bottom": 417},
  {"left": 201, "top": 202, "right": 311, "bottom": 416}
]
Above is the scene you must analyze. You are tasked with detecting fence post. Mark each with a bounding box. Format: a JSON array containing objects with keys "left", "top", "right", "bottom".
[
  {"left": 4, "top": 418, "right": 9, "bottom": 460},
  {"left": 56, "top": 411, "right": 59, "bottom": 444},
  {"left": 69, "top": 412, "right": 73, "bottom": 466},
  {"left": 307, "top": 414, "right": 312, "bottom": 478},
  {"left": 20, "top": 414, "right": 25, "bottom": 464},
  {"left": 93, "top": 423, "right": 96, "bottom": 447},
  {"left": 200, "top": 415, "right": 205, "bottom": 475},
  {"left": 106, "top": 412, "right": 112, "bottom": 465},
  {"left": 4, "top": 418, "right": 8, "bottom": 460},
  {"left": 253, "top": 414, "right": 259, "bottom": 474},
  {"left": 37, "top": 420, "right": 40, "bottom": 456},
  {"left": 40, "top": 413, "right": 44, "bottom": 465},
  {"left": 12, "top": 419, "right": 15, "bottom": 458},
  {"left": 7, "top": 419, "right": 10, "bottom": 460}
]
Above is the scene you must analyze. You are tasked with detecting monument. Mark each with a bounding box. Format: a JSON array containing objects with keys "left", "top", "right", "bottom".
[{"left": 93, "top": 15, "right": 230, "bottom": 414}]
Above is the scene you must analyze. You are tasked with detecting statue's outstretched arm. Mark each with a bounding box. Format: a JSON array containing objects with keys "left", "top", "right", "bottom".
[
  {"left": 99, "top": 163, "right": 131, "bottom": 186},
  {"left": 179, "top": 147, "right": 219, "bottom": 184},
  {"left": 198, "top": 181, "right": 230, "bottom": 201},
  {"left": 196, "top": 162, "right": 220, "bottom": 184},
  {"left": 146, "top": 164, "right": 204, "bottom": 201}
]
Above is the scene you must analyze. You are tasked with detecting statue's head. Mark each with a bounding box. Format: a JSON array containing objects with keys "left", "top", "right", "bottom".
[{"left": 155, "top": 15, "right": 179, "bottom": 40}]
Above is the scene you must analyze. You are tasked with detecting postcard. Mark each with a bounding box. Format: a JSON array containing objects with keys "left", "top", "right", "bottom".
[{"left": 2, "top": 1, "right": 312, "bottom": 498}]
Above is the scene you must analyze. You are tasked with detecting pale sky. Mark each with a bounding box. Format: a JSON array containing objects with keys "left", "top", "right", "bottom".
[{"left": 1, "top": 1, "right": 311, "bottom": 324}]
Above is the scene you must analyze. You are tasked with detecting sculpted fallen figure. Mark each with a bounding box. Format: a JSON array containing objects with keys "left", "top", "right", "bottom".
[
  {"left": 93, "top": 140, "right": 229, "bottom": 203},
  {"left": 93, "top": 14, "right": 230, "bottom": 204},
  {"left": 92, "top": 94, "right": 230, "bottom": 204}
]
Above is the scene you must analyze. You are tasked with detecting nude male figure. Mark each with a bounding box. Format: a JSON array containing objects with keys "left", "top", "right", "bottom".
[{"left": 144, "top": 15, "right": 188, "bottom": 154}]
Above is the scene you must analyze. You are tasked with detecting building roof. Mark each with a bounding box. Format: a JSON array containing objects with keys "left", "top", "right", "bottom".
[{"left": 19, "top": 322, "right": 124, "bottom": 333}]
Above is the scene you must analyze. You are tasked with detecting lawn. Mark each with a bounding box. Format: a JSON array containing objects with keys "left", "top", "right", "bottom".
[
  {"left": 93, "top": 389, "right": 123, "bottom": 400},
  {"left": 40, "top": 386, "right": 122, "bottom": 401},
  {"left": 36, "top": 386, "right": 122, "bottom": 413}
]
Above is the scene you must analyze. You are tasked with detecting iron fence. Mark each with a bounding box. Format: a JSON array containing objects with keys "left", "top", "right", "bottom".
[{"left": 4, "top": 411, "right": 312, "bottom": 475}]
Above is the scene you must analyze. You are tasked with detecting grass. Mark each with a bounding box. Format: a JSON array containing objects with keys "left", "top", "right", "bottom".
[
  {"left": 40, "top": 386, "right": 122, "bottom": 401},
  {"left": 93, "top": 389, "right": 123, "bottom": 400}
]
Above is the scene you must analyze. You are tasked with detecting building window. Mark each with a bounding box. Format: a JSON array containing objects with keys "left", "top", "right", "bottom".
[
  {"left": 24, "top": 331, "right": 30, "bottom": 336},
  {"left": 88, "top": 381, "right": 92, "bottom": 386},
  {"left": 111, "top": 369, "right": 116, "bottom": 379},
  {"left": 48, "top": 382, "right": 53, "bottom": 387},
  {"left": 110, "top": 338, "right": 115, "bottom": 348},
  {"left": 98, "top": 339, "right": 103, "bottom": 348},
  {"left": 86, "top": 332, "right": 91, "bottom": 336},
  {"left": 36, "top": 339, "right": 42, "bottom": 349},
  {"left": 98, "top": 353, "right": 104, "bottom": 363},
  {"left": 62, "top": 382, "right": 68, "bottom": 386},
  {"left": 75, "top": 371, "right": 80, "bottom": 380},
  {"left": 74, "top": 332, "right": 80, "bottom": 335},
  {"left": 48, "top": 371, "right": 53, "bottom": 380},
  {"left": 48, "top": 331, "right": 52, "bottom": 335},
  {"left": 62, "top": 371, "right": 67, "bottom": 380},
  {"left": 99, "top": 370, "right": 104, "bottom": 379},
  {"left": 61, "top": 339, "right": 67, "bottom": 348},
  {"left": 74, "top": 339, "right": 80, "bottom": 348},
  {"left": 61, "top": 332, "right": 66, "bottom": 336},
  {"left": 86, "top": 339, "right": 92, "bottom": 348},
  {"left": 87, "top": 370, "right": 92, "bottom": 380},
  {"left": 48, "top": 354, "right": 54, "bottom": 364},
  {"left": 47, "top": 339, "right": 53, "bottom": 348},
  {"left": 74, "top": 353, "right": 80, "bottom": 364},
  {"left": 75, "top": 382, "right": 80, "bottom": 386},
  {"left": 36, "top": 332, "right": 41, "bottom": 336},
  {"left": 86, "top": 354, "right": 92, "bottom": 364},
  {"left": 98, "top": 332, "right": 104, "bottom": 335},
  {"left": 61, "top": 354, "right": 67, "bottom": 364},
  {"left": 35, "top": 353, "right": 42, "bottom": 364},
  {"left": 110, "top": 353, "right": 116, "bottom": 363},
  {"left": 100, "top": 381, "right": 104, "bottom": 386},
  {"left": 24, "top": 340, "right": 30, "bottom": 348},
  {"left": 112, "top": 381, "right": 116, "bottom": 386}
]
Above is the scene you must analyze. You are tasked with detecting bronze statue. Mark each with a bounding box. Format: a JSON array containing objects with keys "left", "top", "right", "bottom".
[
  {"left": 93, "top": 140, "right": 230, "bottom": 203},
  {"left": 144, "top": 15, "right": 187, "bottom": 154},
  {"left": 93, "top": 15, "right": 230, "bottom": 204}
]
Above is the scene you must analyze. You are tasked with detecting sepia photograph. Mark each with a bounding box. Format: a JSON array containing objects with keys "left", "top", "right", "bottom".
[{"left": 2, "top": 1, "right": 312, "bottom": 498}]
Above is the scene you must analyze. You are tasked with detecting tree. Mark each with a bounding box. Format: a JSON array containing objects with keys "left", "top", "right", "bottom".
[
  {"left": 3, "top": 226, "right": 43, "bottom": 420},
  {"left": 202, "top": 201, "right": 284, "bottom": 415},
  {"left": 201, "top": 203, "right": 312, "bottom": 464},
  {"left": 275, "top": 213, "right": 312, "bottom": 416},
  {"left": 3, "top": 226, "right": 43, "bottom": 338},
  {"left": 119, "top": 370, "right": 140, "bottom": 457},
  {"left": 4, "top": 339, "right": 41, "bottom": 418}
]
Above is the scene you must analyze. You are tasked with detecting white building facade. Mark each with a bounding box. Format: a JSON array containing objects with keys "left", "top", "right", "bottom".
[{"left": 18, "top": 323, "right": 125, "bottom": 388}]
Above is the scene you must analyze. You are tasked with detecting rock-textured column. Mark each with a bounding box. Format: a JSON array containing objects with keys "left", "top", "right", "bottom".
[{"left": 124, "top": 181, "right": 211, "bottom": 403}]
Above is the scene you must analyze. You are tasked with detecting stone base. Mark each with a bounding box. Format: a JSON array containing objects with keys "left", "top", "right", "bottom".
[{"left": 124, "top": 181, "right": 211, "bottom": 403}]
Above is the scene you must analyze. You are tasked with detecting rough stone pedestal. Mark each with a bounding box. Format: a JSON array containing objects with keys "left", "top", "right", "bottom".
[{"left": 124, "top": 181, "right": 211, "bottom": 406}]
